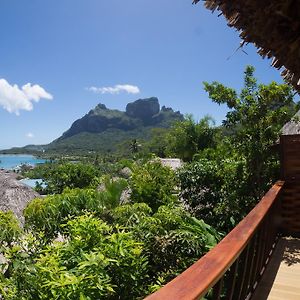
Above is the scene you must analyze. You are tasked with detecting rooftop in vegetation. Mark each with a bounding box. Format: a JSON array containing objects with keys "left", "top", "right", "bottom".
[
  {"left": 281, "top": 110, "right": 300, "bottom": 135},
  {"left": 158, "top": 158, "right": 184, "bottom": 170}
]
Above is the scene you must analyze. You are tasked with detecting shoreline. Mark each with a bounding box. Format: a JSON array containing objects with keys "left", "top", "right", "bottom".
[{"left": 0, "top": 154, "right": 47, "bottom": 171}]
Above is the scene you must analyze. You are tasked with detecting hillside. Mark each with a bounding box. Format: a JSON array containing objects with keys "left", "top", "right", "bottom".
[
  {"left": 1, "top": 97, "right": 183, "bottom": 155},
  {"left": 48, "top": 97, "right": 183, "bottom": 153}
]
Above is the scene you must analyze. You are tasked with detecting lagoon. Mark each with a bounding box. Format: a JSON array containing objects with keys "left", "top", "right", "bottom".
[
  {"left": 0, "top": 154, "right": 46, "bottom": 170},
  {"left": 19, "top": 178, "right": 45, "bottom": 188}
]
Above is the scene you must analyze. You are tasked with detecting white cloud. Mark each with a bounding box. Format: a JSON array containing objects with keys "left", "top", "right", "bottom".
[
  {"left": 0, "top": 78, "right": 53, "bottom": 115},
  {"left": 26, "top": 132, "right": 34, "bottom": 138},
  {"left": 86, "top": 84, "right": 140, "bottom": 95}
]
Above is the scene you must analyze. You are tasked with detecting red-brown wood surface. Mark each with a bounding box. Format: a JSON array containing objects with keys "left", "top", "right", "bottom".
[
  {"left": 145, "top": 181, "right": 284, "bottom": 300},
  {"left": 280, "top": 135, "right": 300, "bottom": 233}
]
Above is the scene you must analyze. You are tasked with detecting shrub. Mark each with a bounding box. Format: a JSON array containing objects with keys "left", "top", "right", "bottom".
[
  {"left": 0, "top": 211, "right": 22, "bottom": 246},
  {"left": 129, "top": 161, "right": 177, "bottom": 211}
]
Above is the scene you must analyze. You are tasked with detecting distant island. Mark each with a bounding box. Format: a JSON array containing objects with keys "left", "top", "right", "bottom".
[{"left": 1, "top": 97, "right": 183, "bottom": 155}]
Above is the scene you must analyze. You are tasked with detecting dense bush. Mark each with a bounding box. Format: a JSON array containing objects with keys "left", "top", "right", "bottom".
[
  {"left": 32, "top": 214, "right": 148, "bottom": 300},
  {"left": 26, "top": 162, "right": 101, "bottom": 194},
  {"left": 24, "top": 178, "right": 127, "bottom": 240},
  {"left": 0, "top": 211, "right": 22, "bottom": 246},
  {"left": 0, "top": 214, "right": 148, "bottom": 300},
  {"left": 2, "top": 191, "right": 219, "bottom": 299},
  {"left": 112, "top": 203, "right": 220, "bottom": 286},
  {"left": 44, "top": 163, "right": 100, "bottom": 194},
  {"left": 178, "top": 158, "right": 250, "bottom": 231},
  {"left": 165, "top": 116, "right": 218, "bottom": 162},
  {"left": 129, "top": 161, "right": 177, "bottom": 211}
]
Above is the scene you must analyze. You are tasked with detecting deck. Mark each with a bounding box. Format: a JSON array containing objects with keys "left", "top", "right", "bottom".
[
  {"left": 252, "top": 237, "right": 300, "bottom": 300},
  {"left": 146, "top": 136, "right": 300, "bottom": 300}
]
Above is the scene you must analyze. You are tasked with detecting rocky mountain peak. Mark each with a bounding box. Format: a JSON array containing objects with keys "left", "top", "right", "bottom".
[
  {"left": 125, "top": 97, "right": 160, "bottom": 120},
  {"left": 58, "top": 97, "right": 183, "bottom": 141}
]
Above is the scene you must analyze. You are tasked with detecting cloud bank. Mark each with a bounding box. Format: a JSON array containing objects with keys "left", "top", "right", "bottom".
[
  {"left": 87, "top": 84, "right": 140, "bottom": 95},
  {"left": 26, "top": 132, "right": 34, "bottom": 138},
  {"left": 0, "top": 78, "right": 53, "bottom": 115}
]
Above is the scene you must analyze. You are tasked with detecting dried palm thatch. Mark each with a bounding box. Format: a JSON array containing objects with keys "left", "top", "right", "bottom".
[
  {"left": 281, "top": 110, "right": 300, "bottom": 135},
  {"left": 0, "top": 170, "right": 39, "bottom": 225},
  {"left": 193, "top": 0, "right": 300, "bottom": 92}
]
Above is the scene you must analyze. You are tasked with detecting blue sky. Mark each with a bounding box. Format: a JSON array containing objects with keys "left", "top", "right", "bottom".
[{"left": 0, "top": 0, "right": 286, "bottom": 149}]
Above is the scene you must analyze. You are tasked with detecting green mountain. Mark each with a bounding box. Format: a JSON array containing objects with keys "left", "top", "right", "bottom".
[
  {"left": 49, "top": 97, "right": 183, "bottom": 153},
  {"left": 2, "top": 97, "right": 183, "bottom": 155},
  {"left": 0, "top": 97, "right": 183, "bottom": 154}
]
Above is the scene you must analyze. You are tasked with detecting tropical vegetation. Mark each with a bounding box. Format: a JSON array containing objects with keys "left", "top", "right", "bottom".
[{"left": 0, "top": 66, "right": 298, "bottom": 299}]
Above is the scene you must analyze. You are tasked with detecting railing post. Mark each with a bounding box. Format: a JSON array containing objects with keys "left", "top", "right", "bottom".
[{"left": 280, "top": 135, "right": 300, "bottom": 235}]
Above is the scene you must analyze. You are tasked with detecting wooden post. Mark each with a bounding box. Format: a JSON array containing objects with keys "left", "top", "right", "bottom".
[{"left": 280, "top": 135, "right": 300, "bottom": 235}]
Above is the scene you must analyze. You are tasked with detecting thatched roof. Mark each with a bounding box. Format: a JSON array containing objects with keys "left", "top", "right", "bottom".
[
  {"left": 159, "top": 158, "right": 184, "bottom": 170},
  {"left": 0, "top": 170, "right": 39, "bottom": 225},
  {"left": 281, "top": 110, "right": 300, "bottom": 135},
  {"left": 193, "top": 0, "right": 300, "bottom": 92}
]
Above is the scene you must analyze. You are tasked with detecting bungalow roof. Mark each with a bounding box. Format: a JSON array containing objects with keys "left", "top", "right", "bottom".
[{"left": 193, "top": 0, "right": 300, "bottom": 92}]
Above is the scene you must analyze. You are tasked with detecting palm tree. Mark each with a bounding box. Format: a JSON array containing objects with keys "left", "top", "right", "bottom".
[{"left": 130, "top": 139, "right": 139, "bottom": 154}]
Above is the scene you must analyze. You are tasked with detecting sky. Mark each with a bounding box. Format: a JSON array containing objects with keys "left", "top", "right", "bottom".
[{"left": 0, "top": 0, "right": 287, "bottom": 149}]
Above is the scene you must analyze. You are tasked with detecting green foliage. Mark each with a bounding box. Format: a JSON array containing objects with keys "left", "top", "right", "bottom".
[
  {"left": 48, "top": 129, "right": 149, "bottom": 155},
  {"left": 204, "top": 65, "right": 297, "bottom": 199},
  {"left": 0, "top": 231, "right": 49, "bottom": 300},
  {"left": 32, "top": 214, "right": 148, "bottom": 300},
  {"left": 129, "top": 161, "right": 177, "bottom": 211},
  {"left": 178, "top": 159, "right": 222, "bottom": 217},
  {"left": 24, "top": 178, "right": 127, "bottom": 239},
  {"left": 146, "top": 127, "right": 170, "bottom": 157},
  {"left": 19, "top": 179, "right": 219, "bottom": 299},
  {"left": 112, "top": 203, "right": 152, "bottom": 228},
  {"left": 0, "top": 211, "right": 22, "bottom": 246},
  {"left": 147, "top": 207, "right": 219, "bottom": 282},
  {"left": 111, "top": 203, "right": 220, "bottom": 285},
  {"left": 24, "top": 189, "right": 96, "bottom": 239},
  {"left": 1, "top": 214, "right": 148, "bottom": 299},
  {"left": 165, "top": 115, "right": 218, "bottom": 161},
  {"left": 175, "top": 65, "right": 298, "bottom": 232},
  {"left": 23, "top": 162, "right": 55, "bottom": 180},
  {"left": 178, "top": 158, "right": 251, "bottom": 231},
  {"left": 41, "top": 162, "right": 100, "bottom": 194}
]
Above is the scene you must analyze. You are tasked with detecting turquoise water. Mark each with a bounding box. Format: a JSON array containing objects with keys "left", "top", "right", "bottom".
[
  {"left": 20, "top": 178, "right": 45, "bottom": 188},
  {"left": 0, "top": 154, "right": 46, "bottom": 170}
]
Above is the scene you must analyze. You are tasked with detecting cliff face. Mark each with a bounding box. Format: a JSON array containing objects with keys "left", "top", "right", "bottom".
[
  {"left": 61, "top": 104, "right": 141, "bottom": 139},
  {"left": 125, "top": 97, "right": 160, "bottom": 124},
  {"left": 59, "top": 97, "right": 183, "bottom": 140}
]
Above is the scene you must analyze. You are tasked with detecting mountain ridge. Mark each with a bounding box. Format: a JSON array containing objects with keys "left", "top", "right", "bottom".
[
  {"left": 1, "top": 97, "right": 183, "bottom": 154},
  {"left": 58, "top": 97, "right": 182, "bottom": 140}
]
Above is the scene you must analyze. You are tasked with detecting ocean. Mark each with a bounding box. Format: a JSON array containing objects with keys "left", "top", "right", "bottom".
[{"left": 0, "top": 154, "right": 46, "bottom": 170}]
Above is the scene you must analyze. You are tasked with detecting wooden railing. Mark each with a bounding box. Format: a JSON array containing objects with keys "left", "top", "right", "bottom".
[{"left": 146, "top": 181, "right": 284, "bottom": 300}]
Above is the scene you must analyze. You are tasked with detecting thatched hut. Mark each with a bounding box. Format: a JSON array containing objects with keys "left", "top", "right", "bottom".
[
  {"left": 281, "top": 110, "right": 300, "bottom": 135},
  {"left": 159, "top": 158, "right": 184, "bottom": 170},
  {"left": 0, "top": 170, "right": 39, "bottom": 225},
  {"left": 193, "top": 0, "right": 300, "bottom": 92}
]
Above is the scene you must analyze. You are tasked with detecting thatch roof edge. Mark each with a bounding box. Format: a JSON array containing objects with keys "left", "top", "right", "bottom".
[{"left": 193, "top": 0, "right": 300, "bottom": 93}]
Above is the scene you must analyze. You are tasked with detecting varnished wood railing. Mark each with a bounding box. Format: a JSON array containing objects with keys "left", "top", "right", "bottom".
[{"left": 146, "top": 181, "right": 284, "bottom": 300}]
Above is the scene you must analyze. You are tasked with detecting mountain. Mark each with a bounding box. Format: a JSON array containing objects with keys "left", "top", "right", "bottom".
[
  {"left": 46, "top": 97, "right": 183, "bottom": 153},
  {"left": 0, "top": 97, "right": 183, "bottom": 155}
]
